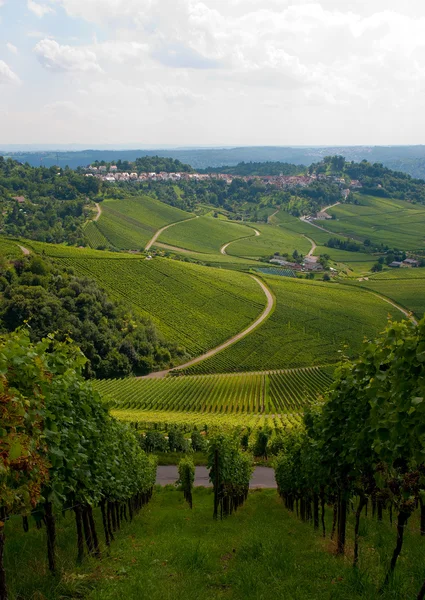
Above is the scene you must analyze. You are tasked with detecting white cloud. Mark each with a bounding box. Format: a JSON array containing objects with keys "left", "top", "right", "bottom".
[
  {"left": 0, "top": 60, "right": 20, "bottom": 85},
  {"left": 6, "top": 42, "right": 18, "bottom": 54},
  {"left": 33, "top": 38, "right": 103, "bottom": 72},
  {"left": 27, "top": 0, "right": 54, "bottom": 17}
]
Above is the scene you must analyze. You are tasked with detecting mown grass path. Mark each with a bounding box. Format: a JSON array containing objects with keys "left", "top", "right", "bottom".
[
  {"left": 142, "top": 276, "right": 274, "bottom": 378},
  {"left": 145, "top": 215, "right": 198, "bottom": 251},
  {"left": 94, "top": 202, "right": 102, "bottom": 222}
]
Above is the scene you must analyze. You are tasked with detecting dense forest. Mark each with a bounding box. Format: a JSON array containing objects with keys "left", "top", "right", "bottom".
[
  {"left": 0, "top": 157, "right": 101, "bottom": 244},
  {"left": 309, "top": 155, "right": 425, "bottom": 203},
  {"left": 86, "top": 156, "right": 194, "bottom": 174},
  {"left": 199, "top": 161, "right": 304, "bottom": 176},
  {"left": 0, "top": 254, "right": 184, "bottom": 378}
]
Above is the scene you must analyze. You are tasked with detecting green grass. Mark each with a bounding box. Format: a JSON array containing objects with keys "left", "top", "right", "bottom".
[
  {"left": 0, "top": 237, "right": 25, "bottom": 258},
  {"left": 226, "top": 222, "right": 311, "bottom": 259},
  {"left": 95, "top": 367, "right": 333, "bottom": 416},
  {"left": 323, "top": 195, "right": 425, "bottom": 250},
  {"left": 157, "top": 216, "right": 255, "bottom": 254},
  {"left": 5, "top": 487, "right": 425, "bottom": 600},
  {"left": 96, "top": 196, "right": 191, "bottom": 250},
  {"left": 347, "top": 268, "right": 425, "bottom": 319},
  {"left": 54, "top": 256, "right": 266, "bottom": 357},
  {"left": 182, "top": 277, "right": 403, "bottom": 374}
]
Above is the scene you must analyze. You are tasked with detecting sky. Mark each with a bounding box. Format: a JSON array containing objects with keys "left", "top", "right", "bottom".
[{"left": 1, "top": 0, "right": 425, "bottom": 147}]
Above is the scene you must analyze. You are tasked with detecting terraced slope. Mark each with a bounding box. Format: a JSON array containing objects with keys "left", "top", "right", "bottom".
[
  {"left": 182, "top": 277, "right": 402, "bottom": 374},
  {"left": 157, "top": 215, "right": 254, "bottom": 254},
  {"left": 348, "top": 269, "right": 425, "bottom": 319},
  {"left": 323, "top": 195, "right": 425, "bottom": 250},
  {"left": 55, "top": 256, "right": 266, "bottom": 356},
  {"left": 95, "top": 367, "right": 334, "bottom": 429},
  {"left": 84, "top": 221, "right": 109, "bottom": 248},
  {"left": 95, "top": 196, "right": 191, "bottom": 250},
  {"left": 0, "top": 238, "right": 24, "bottom": 258}
]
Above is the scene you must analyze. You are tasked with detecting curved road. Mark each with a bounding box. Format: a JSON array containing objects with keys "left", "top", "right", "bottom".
[
  {"left": 142, "top": 275, "right": 274, "bottom": 379},
  {"left": 303, "top": 235, "right": 317, "bottom": 257},
  {"left": 156, "top": 465, "right": 277, "bottom": 489},
  {"left": 220, "top": 227, "right": 260, "bottom": 255},
  {"left": 145, "top": 215, "right": 198, "bottom": 251}
]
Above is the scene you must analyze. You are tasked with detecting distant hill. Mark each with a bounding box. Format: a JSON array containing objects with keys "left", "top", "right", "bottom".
[
  {"left": 199, "top": 161, "right": 304, "bottom": 176},
  {"left": 4, "top": 145, "right": 425, "bottom": 177}
]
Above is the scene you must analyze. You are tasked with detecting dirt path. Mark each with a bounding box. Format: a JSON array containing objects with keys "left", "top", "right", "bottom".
[
  {"left": 18, "top": 245, "right": 30, "bottom": 255},
  {"left": 321, "top": 201, "right": 341, "bottom": 217},
  {"left": 142, "top": 276, "right": 274, "bottom": 379},
  {"left": 94, "top": 202, "right": 102, "bottom": 222},
  {"left": 145, "top": 215, "right": 198, "bottom": 251},
  {"left": 369, "top": 291, "right": 418, "bottom": 325},
  {"left": 156, "top": 465, "right": 276, "bottom": 488},
  {"left": 303, "top": 235, "right": 317, "bottom": 257},
  {"left": 268, "top": 208, "right": 280, "bottom": 223},
  {"left": 220, "top": 227, "right": 260, "bottom": 255}
]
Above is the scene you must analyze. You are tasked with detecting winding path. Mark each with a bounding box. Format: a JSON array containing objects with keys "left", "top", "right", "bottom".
[
  {"left": 368, "top": 291, "right": 417, "bottom": 325},
  {"left": 268, "top": 208, "right": 280, "bottom": 223},
  {"left": 220, "top": 227, "right": 260, "bottom": 255},
  {"left": 94, "top": 202, "right": 102, "bottom": 222},
  {"left": 303, "top": 235, "right": 317, "bottom": 257},
  {"left": 145, "top": 215, "right": 198, "bottom": 251},
  {"left": 18, "top": 245, "right": 30, "bottom": 255},
  {"left": 142, "top": 276, "right": 274, "bottom": 379}
]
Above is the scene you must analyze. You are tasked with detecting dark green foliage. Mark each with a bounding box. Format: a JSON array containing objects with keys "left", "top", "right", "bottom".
[
  {"left": 168, "top": 427, "right": 189, "bottom": 453},
  {"left": 0, "top": 156, "right": 101, "bottom": 244},
  {"left": 191, "top": 428, "right": 206, "bottom": 452},
  {"left": 0, "top": 255, "right": 178, "bottom": 378},
  {"left": 141, "top": 431, "right": 169, "bottom": 453},
  {"left": 177, "top": 458, "right": 195, "bottom": 508}
]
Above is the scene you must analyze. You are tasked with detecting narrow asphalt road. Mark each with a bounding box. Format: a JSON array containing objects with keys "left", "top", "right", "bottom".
[
  {"left": 156, "top": 465, "right": 277, "bottom": 488},
  {"left": 145, "top": 215, "right": 198, "bottom": 251},
  {"left": 141, "top": 275, "right": 274, "bottom": 379},
  {"left": 303, "top": 235, "right": 317, "bottom": 257},
  {"left": 18, "top": 245, "right": 30, "bottom": 255}
]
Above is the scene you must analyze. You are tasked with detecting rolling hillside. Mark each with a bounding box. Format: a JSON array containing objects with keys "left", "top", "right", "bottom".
[
  {"left": 156, "top": 215, "right": 255, "bottom": 254},
  {"left": 323, "top": 195, "right": 425, "bottom": 250},
  {"left": 181, "top": 276, "right": 403, "bottom": 374},
  {"left": 92, "top": 196, "right": 191, "bottom": 250},
  {"left": 54, "top": 256, "right": 266, "bottom": 357}
]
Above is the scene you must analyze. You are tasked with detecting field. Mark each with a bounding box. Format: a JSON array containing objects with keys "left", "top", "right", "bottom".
[
  {"left": 95, "top": 196, "right": 191, "bottom": 250},
  {"left": 348, "top": 268, "right": 425, "bottom": 319},
  {"left": 226, "top": 222, "right": 311, "bottom": 259},
  {"left": 54, "top": 256, "right": 266, "bottom": 356},
  {"left": 157, "top": 215, "right": 255, "bottom": 253},
  {"left": 5, "top": 488, "right": 425, "bottom": 600},
  {"left": 95, "top": 367, "right": 333, "bottom": 415},
  {"left": 324, "top": 195, "right": 425, "bottom": 250},
  {"left": 83, "top": 220, "right": 109, "bottom": 248},
  {"left": 182, "top": 277, "right": 402, "bottom": 374}
]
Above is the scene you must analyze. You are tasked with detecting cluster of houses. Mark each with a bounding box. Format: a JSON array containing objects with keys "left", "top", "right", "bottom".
[
  {"left": 389, "top": 258, "right": 421, "bottom": 268},
  {"left": 83, "top": 165, "right": 363, "bottom": 192},
  {"left": 270, "top": 255, "right": 324, "bottom": 272}
]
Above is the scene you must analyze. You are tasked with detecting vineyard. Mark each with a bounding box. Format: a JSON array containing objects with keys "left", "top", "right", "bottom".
[
  {"left": 348, "top": 268, "right": 425, "bottom": 319},
  {"left": 157, "top": 215, "right": 255, "bottom": 253},
  {"left": 181, "top": 277, "right": 400, "bottom": 374},
  {"left": 95, "top": 196, "right": 191, "bottom": 250},
  {"left": 255, "top": 267, "right": 295, "bottom": 277},
  {"left": 83, "top": 220, "right": 109, "bottom": 248},
  {"left": 94, "top": 367, "right": 334, "bottom": 416},
  {"left": 0, "top": 238, "right": 23, "bottom": 258},
  {"left": 323, "top": 194, "right": 425, "bottom": 249},
  {"left": 226, "top": 222, "right": 311, "bottom": 259},
  {"left": 54, "top": 256, "right": 266, "bottom": 356}
]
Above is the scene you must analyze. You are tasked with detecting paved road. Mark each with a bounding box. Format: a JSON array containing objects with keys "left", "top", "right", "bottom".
[
  {"left": 142, "top": 275, "right": 274, "bottom": 379},
  {"left": 220, "top": 226, "right": 260, "bottom": 255},
  {"left": 156, "top": 465, "right": 277, "bottom": 488}
]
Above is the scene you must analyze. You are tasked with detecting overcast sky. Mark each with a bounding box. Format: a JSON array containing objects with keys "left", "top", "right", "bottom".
[{"left": 1, "top": 0, "right": 425, "bottom": 147}]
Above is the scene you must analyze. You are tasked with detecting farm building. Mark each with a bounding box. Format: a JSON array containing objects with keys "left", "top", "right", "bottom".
[
  {"left": 403, "top": 258, "right": 419, "bottom": 267},
  {"left": 389, "top": 261, "right": 403, "bottom": 268}
]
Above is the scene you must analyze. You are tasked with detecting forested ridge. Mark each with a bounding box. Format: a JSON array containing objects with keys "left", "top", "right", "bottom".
[{"left": 0, "top": 254, "right": 183, "bottom": 378}]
